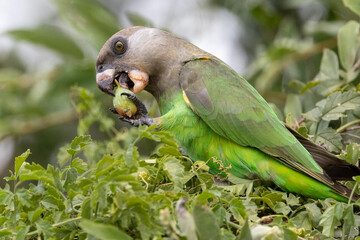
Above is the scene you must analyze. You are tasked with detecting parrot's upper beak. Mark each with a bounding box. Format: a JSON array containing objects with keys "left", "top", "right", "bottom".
[{"left": 96, "top": 68, "right": 149, "bottom": 96}]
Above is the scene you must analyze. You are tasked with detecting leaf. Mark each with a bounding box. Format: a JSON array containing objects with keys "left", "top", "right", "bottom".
[
  {"left": 341, "top": 143, "right": 360, "bottom": 165},
  {"left": 54, "top": 0, "right": 120, "bottom": 50},
  {"left": 304, "top": 203, "right": 322, "bottom": 227},
  {"left": 306, "top": 91, "right": 360, "bottom": 123},
  {"left": 15, "top": 149, "right": 31, "bottom": 176},
  {"left": 291, "top": 211, "right": 313, "bottom": 230},
  {"left": 321, "top": 91, "right": 360, "bottom": 121},
  {"left": 67, "top": 135, "right": 92, "bottom": 157},
  {"left": 274, "top": 202, "right": 291, "bottom": 215},
  {"left": 238, "top": 218, "right": 253, "bottom": 240},
  {"left": 127, "top": 12, "right": 155, "bottom": 27},
  {"left": 343, "top": 0, "right": 360, "bottom": 17},
  {"left": 338, "top": 21, "right": 360, "bottom": 71},
  {"left": 229, "top": 198, "right": 247, "bottom": 221},
  {"left": 15, "top": 226, "right": 29, "bottom": 240},
  {"left": 193, "top": 204, "right": 222, "bottom": 240},
  {"left": 317, "top": 49, "right": 339, "bottom": 81},
  {"left": 79, "top": 219, "right": 132, "bottom": 240},
  {"left": 35, "top": 219, "right": 54, "bottom": 239},
  {"left": 284, "top": 94, "right": 302, "bottom": 126},
  {"left": 176, "top": 198, "right": 197, "bottom": 240},
  {"left": 125, "top": 144, "right": 139, "bottom": 168},
  {"left": 95, "top": 155, "right": 116, "bottom": 178},
  {"left": 315, "top": 127, "right": 343, "bottom": 152},
  {"left": 301, "top": 80, "right": 321, "bottom": 93},
  {"left": 343, "top": 204, "right": 355, "bottom": 238},
  {"left": 63, "top": 168, "right": 78, "bottom": 189},
  {"left": 319, "top": 203, "right": 344, "bottom": 237},
  {"left": 71, "top": 157, "right": 88, "bottom": 174},
  {"left": 163, "top": 157, "right": 185, "bottom": 191},
  {"left": 8, "top": 26, "right": 83, "bottom": 59},
  {"left": 0, "top": 229, "right": 12, "bottom": 237}
]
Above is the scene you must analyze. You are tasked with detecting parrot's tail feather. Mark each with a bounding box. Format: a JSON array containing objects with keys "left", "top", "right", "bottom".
[
  {"left": 286, "top": 125, "right": 360, "bottom": 201},
  {"left": 286, "top": 125, "right": 360, "bottom": 181}
]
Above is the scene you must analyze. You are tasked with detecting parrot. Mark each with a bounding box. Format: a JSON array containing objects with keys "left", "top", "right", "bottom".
[{"left": 95, "top": 26, "right": 360, "bottom": 202}]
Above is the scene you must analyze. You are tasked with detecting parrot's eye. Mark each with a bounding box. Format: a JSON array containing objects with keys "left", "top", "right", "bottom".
[
  {"left": 115, "top": 41, "right": 124, "bottom": 51},
  {"left": 112, "top": 37, "right": 127, "bottom": 55}
]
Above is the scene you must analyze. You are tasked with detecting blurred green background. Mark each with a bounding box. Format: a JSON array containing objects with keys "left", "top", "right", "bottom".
[{"left": 0, "top": 0, "right": 358, "bottom": 183}]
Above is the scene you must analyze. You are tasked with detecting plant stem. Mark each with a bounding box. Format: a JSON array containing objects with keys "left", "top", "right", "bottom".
[
  {"left": 348, "top": 182, "right": 358, "bottom": 205},
  {"left": 0, "top": 110, "right": 77, "bottom": 141},
  {"left": 26, "top": 217, "right": 82, "bottom": 237},
  {"left": 336, "top": 119, "right": 360, "bottom": 133}
]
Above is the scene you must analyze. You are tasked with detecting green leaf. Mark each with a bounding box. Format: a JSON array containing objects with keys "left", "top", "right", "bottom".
[
  {"left": 35, "top": 219, "right": 54, "bottom": 239},
  {"left": 317, "top": 49, "right": 339, "bottom": 81},
  {"left": 79, "top": 219, "right": 132, "bottom": 240},
  {"left": 319, "top": 203, "right": 344, "bottom": 237},
  {"left": 8, "top": 26, "right": 83, "bottom": 59},
  {"left": 284, "top": 94, "right": 302, "bottom": 126},
  {"left": 341, "top": 143, "right": 360, "bottom": 165},
  {"left": 54, "top": 0, "right": 120, "bottom": 50},
  {"left": 274, "top": 202, "right": 291, "bottom": 215},
  {"left": 16, "top": 226, "right": 29, "bottom": 240},
  {"left": 16, "top": 188, "right": 32, "bottom": 208},
  {"left": 193, "top": 204, "right": 222, "bottom": 240},
  {"left": 95, "top": 155, "right": 116, "bottom": 178},
  {"left": 316, "top": 91, "right": 360, "bottom": 121},
  {"left": 238, "top": 218, "right": 253, "bottom": 240},
  {"left": 229, "top": 198, "right": 247, "bottom": 221},
  {"left": 81, "top": 197, "right": 92, "bottom": 219},
  {"left": 343, "top": 0, "right": 360, "bottom": 17},
  {"left": 315, "top": 127, "right": 343, "bottom": 152},
  {"left": 67, "top": 135, "right": 92, "bottom": 157},
  {"left": 163, "top": 157, "right": 185, "bottom": 191},
  {"left": 18, "top": 163, "right": 53, "bottom": 184},
  {"left": 71, "top": 158, "right": 88, "bottom": 174},
  {"left": 305, "top": 203, "right": 322, "bottom": 227},
  {"left": 127, "top": 12, "right": 155, "bottom": 27},
  {"left": 29, "top": 208, "right": 46, "bottom": 223},
  {"left": 0, "top": 229, "right": 12, "bottom": 237},
  {"left": 343, "top": 204, "right": 355, "bottom": 238},
  {"left": 338, "top": 21, "right": 360, "bottom": 71},
  {"left": 63, "top": 168, "right": 78, "bottom": 189},
  {"left": 176, "top": 198, "right": 198, "bottom": 240},
  {"left": 291, "top": 211, "right": 313, "bottom": 230},
  {"left": 301, "top": 80, "right": 321, "bottom": 94},
  {"left": 125, "top": 144, "right": 139, "bottom": 168},
  {"left": 57, "top": 144, "right": 72, "bottom": 168},
  {"left": 15, "top": 149, "right": 31, "bottom": 176}
]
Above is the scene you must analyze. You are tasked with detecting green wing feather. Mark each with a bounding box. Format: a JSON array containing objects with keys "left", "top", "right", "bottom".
[{"left": 180, "top": 58, "right": 323, "bottom": 174}]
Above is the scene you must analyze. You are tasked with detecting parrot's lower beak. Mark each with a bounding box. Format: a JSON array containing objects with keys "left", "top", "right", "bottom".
[{"left": 96, "top": 68, "right": 149, "bottom": 96}]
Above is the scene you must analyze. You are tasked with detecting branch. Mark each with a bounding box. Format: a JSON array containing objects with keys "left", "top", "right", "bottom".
[{"left": 0, "top": 110, "right": 77, "bottom": 141}]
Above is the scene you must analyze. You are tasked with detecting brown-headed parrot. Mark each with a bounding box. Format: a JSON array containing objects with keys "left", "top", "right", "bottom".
[{"left": 95, "top": 26, "right": 360, "bottom": 202}]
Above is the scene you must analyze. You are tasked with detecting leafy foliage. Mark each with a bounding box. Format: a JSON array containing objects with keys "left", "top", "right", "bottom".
[
  {"left": 0, "top": 85, "right": 360, "bottom": 239},
  {"left": 1, "top": 0, "right": 360, "bottom": 239}
]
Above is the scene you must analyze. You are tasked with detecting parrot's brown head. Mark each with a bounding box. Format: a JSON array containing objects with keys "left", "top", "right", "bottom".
[{"left": 95, "top": 26, "right": 208, "bottom": 98}]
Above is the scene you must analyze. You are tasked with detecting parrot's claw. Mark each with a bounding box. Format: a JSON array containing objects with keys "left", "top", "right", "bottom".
[
  {"left": 109, "top": 107, "right": 118, "bottom": 114},
  {"left": 112, "top": 92, "right": 155, "bottom": 127}
]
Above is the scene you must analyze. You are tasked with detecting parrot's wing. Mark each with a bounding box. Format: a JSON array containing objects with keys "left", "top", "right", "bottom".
[{"left": 180, "top": 58, "right": 323, "bottom": 174}]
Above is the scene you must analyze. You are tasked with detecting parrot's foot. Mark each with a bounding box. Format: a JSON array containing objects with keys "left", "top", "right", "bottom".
[{"left": 110, "top": 92, "right": 155, "bottom": 127}]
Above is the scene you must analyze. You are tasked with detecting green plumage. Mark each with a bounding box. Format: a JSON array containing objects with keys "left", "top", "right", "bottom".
[{"left": 96, "top": 26, "right": 360, "bottom": 202}]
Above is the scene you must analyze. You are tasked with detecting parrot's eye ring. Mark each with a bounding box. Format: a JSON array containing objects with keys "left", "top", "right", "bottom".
[{"left": 112, "top": 37, "right": 127, "bottom": 55}]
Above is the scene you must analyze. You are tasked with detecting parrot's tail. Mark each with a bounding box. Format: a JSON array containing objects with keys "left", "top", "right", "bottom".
[{"left": 287, "top": 125, "right": 360, "bottom": 201}]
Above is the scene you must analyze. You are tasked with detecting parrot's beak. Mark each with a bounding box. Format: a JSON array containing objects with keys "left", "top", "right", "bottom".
[{"left": 96, "top": 68, "right": 149, "bottom": 96}]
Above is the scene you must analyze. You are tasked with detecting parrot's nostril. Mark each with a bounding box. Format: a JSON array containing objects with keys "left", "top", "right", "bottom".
[{"left": 97, "top": 65, "right": 104, "bottom": 72}]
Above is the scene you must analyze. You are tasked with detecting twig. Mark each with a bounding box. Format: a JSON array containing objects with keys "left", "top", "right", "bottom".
[
  {"left": 336, "top": 119, "right": 360, "bottom": 133},
  {"left": 351, "top": 58, "right": 360, "bottom": 72},
  {"left": 0, "top": 110, "right": 77, "bottom": 141},
  {"left": 26, "top": 217, "right": 82, "bottom": 237}
]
